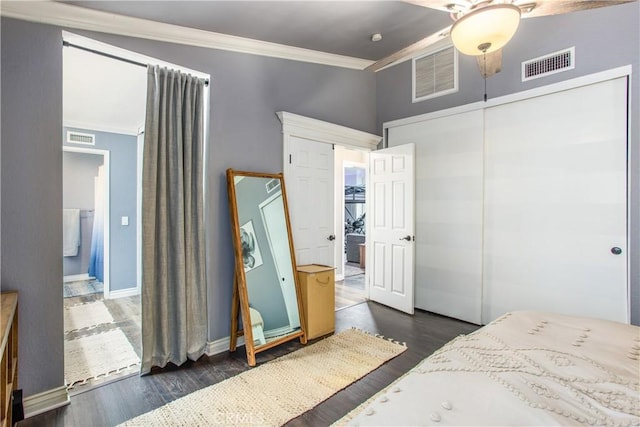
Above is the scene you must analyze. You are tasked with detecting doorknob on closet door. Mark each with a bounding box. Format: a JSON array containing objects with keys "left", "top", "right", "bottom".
[
  {"left": 400, "top": 235, "right": 412, "bottom": 241},
  {"left": 327, "top": 235, "right": 336, "bottom": 241},
  {"left": 611, "top": 247, "right": 622, "bottom": 255}
]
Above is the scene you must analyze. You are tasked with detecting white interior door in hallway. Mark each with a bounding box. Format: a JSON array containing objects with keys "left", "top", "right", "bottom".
[
  {"left": 280, "top": 112, "right": 381, "bottom": 273},
  {"left": 286, "top": 136, "right": 335, "bottom": 266},
  {"left": 368, "top": 143, "right": 415, "bottom": 314}
]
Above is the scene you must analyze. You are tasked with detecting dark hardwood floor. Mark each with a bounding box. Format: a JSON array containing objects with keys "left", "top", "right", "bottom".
[{"left": 21, "top": 302, "right": 478, "bottom": 427}]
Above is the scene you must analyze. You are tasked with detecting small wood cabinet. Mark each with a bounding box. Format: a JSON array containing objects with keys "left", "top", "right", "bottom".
[{"left": 1, "top": 292, "right": 18, "bottom": 427}]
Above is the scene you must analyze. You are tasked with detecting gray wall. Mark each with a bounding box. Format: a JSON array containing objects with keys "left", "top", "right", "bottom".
[
  {"left": 1, "top": 19, "right": 64, "bottom": 396},
  {"left": 376, "top": 2, "right": 640, "bottom": 325},
  {"left": 235, "top": 177, "right": 289, "bottom": 331},
  {"left": 71, "top": 31, "right": 377, "bottom": 343},
  {"left": 64, "top": 128, "right": 139, "bottom": 291},
  {"left": 0, "top": 17, "right": 376, "bottom": 396}
]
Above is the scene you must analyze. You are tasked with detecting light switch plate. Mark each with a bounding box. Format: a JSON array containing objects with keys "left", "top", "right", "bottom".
[{"left": 121, "top": 216, "right": 129, "bottom": 226}]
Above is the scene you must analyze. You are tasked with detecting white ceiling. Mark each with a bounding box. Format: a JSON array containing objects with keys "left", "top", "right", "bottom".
[{"left": 63, "top": 44, "right": 147, "bottom": 135}]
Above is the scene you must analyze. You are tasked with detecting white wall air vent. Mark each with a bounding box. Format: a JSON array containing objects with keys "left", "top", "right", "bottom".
[
  {"left": 413, "top": 45, "right": 458, "bottom": 103},
  {"left": 66, "top": 131, "right": 95, "bottom": 145},
  {"left": 522, "top": 47, "right": 575, "bottom": 82},
  {"left": 265, "top": 178, "right": 281, "bottom": 193}
]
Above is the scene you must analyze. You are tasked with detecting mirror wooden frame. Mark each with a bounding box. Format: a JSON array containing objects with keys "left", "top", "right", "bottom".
[{"left": 226, "top": 169, "right": 307, "bottom": 366}]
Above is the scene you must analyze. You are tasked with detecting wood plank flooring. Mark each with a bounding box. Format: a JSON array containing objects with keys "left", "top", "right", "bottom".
[
  {"left": 335, "top": 262, "right": 366, "bottom": 310},
  {"left": 21, "top": 302, "right": 478, "bottom": 427}
]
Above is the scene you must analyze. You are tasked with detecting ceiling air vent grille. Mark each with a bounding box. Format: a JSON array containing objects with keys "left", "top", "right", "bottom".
[
  {"left": 522, "top": 47, "right": 575, "bottom": 82},
  {"left": 67, "top": 131, "right": 95, "bottom": 145},
  {"left": 413, "top": 45, "right": 458, "bottom": 103},
  {"left": 265, "top": 178, "right": 281, "bottom": 193}
]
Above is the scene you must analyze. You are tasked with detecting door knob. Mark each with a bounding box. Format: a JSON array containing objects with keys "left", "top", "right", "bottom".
[
  {"left": 327, "top": 235, "right": 336, "bottom": 241},
  {"left": 611, "top": 247, "right": 622, "bottom": 255},
  {"left": 400, "top": 235, "right": 412, "bottom": 241}
]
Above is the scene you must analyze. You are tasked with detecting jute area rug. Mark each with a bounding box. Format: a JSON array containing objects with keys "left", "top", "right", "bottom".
[{"left": 120, "top": 328, "right": 406, "bottom": 426}]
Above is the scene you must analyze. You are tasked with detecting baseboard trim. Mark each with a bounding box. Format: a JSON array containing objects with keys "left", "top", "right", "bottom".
[
  {"left": 23, "top": 386, "right": 70, "bottom": 419},
  {"left": 205, "top": 335, "right": 245, "bottom": 356},
  {"left": 264, "top": 326, "right": 297, "bottom": 339},
  {"left": 107, "top": 287, "right": 139, "bottom": 299},
  {"left": 63, "top": 274, "right": 93, "bottom": 283}
]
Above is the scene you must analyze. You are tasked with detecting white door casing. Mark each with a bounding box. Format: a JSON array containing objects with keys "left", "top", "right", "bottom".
[{"left": 368, "top": 143, "right": 415, "bottom": 314}]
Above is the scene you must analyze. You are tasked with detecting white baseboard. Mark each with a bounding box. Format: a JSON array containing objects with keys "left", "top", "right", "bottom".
[
  {"left": 23, "top": 386, "right": 70, "bottom": 419},
  {"left": 63, "top": 274, "right": 93, "bottom": 283},
  {"left": 264, "top": 326, "right": 296, "bottom": 339},
  {"left": 107, "top": 287, "right": 139, "bottom": 299},
  {"left": 205, "top": 335, "right": 245, "bottom": 356}
]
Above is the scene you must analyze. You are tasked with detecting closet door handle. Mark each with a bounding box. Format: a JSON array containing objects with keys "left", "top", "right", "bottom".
[
  {"left": 327, "top": 235, "right": 336, "bottom": 241},
  {"left": 400, "top": 235, "right": 412, "bottom": 241},
  {"left": 611, "top": 247, "right": 622, "bottom": 255}
]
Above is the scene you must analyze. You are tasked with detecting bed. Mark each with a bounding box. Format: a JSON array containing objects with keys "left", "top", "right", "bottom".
[{"left": 338, "top": 311, "right": 640, "bottom": 426}]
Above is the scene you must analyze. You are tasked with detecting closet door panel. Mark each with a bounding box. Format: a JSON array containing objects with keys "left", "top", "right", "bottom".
[
  {"left": 389, "top": 110, "right": 484, "bottom": 324},
  {"left": 483, "top": 77, "right": 628, "bottom": 324}
]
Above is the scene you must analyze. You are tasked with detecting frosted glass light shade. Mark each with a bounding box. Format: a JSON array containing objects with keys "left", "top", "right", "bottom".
[{"left": 450, "top": 4, "right": 521, "bottom": 56}]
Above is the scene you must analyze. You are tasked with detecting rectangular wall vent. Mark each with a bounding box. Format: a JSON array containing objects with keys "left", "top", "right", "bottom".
[
  {"left": 66, "top": 131, "right": 95, "bottom": 145},
  {"left": 265, "top": 179, "right": 281, "bottom": 193},
  {"left": 522, "top": 47, "right": 575, "bottom": 82},
  {"left": 413, "top": 45, "right": 458, "bottom": 103}
]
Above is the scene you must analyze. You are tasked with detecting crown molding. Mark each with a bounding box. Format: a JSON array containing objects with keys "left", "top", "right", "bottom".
[
  {"left": 277, "top": 112, "right": 382, "bottom": 150},
  {"left": 0, "top": 1, "right": 374, "bottom": 71}
]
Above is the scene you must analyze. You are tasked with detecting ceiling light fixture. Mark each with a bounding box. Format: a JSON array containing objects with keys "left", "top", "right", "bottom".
[
  {"left": 371, "top": 33, "right": 383, "bottom": 42},
  {"left": 450, "top": 4, "right": 521, "bottom": 56}
]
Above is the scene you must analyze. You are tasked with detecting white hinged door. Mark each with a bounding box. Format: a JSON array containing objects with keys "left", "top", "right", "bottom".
[{"left": 368, "top": 143, "right": 415, "bottom": 314}]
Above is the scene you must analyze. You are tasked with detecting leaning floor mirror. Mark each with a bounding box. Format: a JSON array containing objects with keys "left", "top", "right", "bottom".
[{"left": 226, "top": 169, "right": 307, "bottom": 366}]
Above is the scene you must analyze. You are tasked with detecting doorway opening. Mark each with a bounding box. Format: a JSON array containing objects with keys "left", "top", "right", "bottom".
[
  {"left": 62, "top": 34, "right": 146, "bottom": 394},
  {"left": 63, "top": 147, "right": 109, "bottom": 296},
  {"left": 335, "top": 147, "right": 368, "bottom": 310},
  {"left": 62, "top": 31, "right": 211, "bottom": 394}
]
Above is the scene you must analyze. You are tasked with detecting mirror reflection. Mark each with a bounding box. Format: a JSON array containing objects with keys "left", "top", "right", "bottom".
[{"left": 233, "top": 175, "right": 301, "bottom": 346}]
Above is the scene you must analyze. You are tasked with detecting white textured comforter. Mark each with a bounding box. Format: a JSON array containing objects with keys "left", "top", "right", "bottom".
[{"left": 339, "top": 311, "right": 640, "bottom": 426}]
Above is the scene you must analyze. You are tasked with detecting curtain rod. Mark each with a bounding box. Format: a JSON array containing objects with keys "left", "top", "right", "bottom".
[{"left": 62, "top": 41, "right": 209, "bottom": 86}]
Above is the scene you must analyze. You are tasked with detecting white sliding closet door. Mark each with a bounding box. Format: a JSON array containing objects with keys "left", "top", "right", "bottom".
[
  {"left": 389, "top": 110, "right": 484, "bottom": 324},
  {"left": 483, "top": 77, "right": 628, "bottom": 324}
]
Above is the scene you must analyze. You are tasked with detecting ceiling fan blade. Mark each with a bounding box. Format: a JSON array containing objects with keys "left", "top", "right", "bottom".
[
  {"left": 476, "top": 49, "right": 502, "bottom": 78},
  {"left": 366, "top": 25, "right": 452, "bottom": 72},
  {"left": 518, "top": 0, "right": 637, "bottom": 18},
  {"left": 401, "top": 0, "right": 462, "bottom": 13}
]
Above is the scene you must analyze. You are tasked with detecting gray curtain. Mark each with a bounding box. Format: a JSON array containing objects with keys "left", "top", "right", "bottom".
[{"left": 141, "top": 65, "right": 207, "bottom": 374}]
